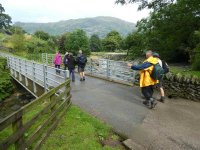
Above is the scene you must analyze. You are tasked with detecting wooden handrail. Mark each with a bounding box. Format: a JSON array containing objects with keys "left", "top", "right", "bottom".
[{"left": 0, "top": 79, "right": 71, "bottom": 150}]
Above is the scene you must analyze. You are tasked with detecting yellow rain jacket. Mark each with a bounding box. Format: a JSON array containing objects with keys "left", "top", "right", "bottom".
[{"left": 140, "top": 56, "right": 158, "bottom": 87}]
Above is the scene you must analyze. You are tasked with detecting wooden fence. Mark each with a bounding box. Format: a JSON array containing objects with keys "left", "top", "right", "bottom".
[{"left": 0, "top": 80, "right": 71, "bottom": 150}]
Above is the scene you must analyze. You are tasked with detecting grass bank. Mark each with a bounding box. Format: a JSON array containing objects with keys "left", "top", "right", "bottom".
[{"left": 42, "top": 105, "right": 124, "bottom": 150}]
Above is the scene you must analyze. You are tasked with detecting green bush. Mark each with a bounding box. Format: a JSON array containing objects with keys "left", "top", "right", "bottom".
[
  {"left": 0, "top": 57, "right": 13, "bottom": 101},
  {"left": 192, "top": 43, "right": 200, "bottom": 71}
]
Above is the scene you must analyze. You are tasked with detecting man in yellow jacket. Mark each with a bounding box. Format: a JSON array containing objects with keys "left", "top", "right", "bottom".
[{"left": 128, "top": 50, "right": 158, "bottom": 109}]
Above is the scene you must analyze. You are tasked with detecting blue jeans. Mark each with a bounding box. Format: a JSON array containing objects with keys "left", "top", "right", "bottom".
[{"left": 69, "top": 69, "right": 75, "bottom": 81}]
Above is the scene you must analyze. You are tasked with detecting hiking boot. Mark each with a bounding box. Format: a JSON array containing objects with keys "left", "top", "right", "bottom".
[
  {"left": 83, "top": 77, "right": 85, "bottom": 81},
  {"left": 158, "top": 96, "right": 165, "bottom": 103},
  {"left": 150, "top": 98, "right": 157, "bottom": 109},
  {"left": 80, "top": 78, "right": 83, "bottom": 81},
  {"left": 142, "top": 101, "right": 148, "bottom": 105}
]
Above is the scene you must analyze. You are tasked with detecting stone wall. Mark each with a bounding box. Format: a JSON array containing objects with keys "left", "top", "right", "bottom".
[{"left": 163, "top": 73, "right": 200, "bottom": 101}]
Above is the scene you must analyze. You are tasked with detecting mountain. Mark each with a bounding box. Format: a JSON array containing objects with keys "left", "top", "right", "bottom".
[{"left": 14, "top": 16, "right": 136, "bottom": 38}]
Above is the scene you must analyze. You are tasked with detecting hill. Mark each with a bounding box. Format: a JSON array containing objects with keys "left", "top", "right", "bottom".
[{"left": 14, "top": 16, "right": 136, "bottom": 38}]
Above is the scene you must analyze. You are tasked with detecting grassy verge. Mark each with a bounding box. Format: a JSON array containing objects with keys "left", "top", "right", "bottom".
[
  {"left": 170, "top": 65, "right": 200, "bottom": 78},
  {"left": 42, "top": 105, "right": 124, "bottom": 150}
]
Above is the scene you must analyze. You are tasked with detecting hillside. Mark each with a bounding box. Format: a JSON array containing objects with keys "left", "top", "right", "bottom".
[{"left": 14, "top": 16, "right": 136, "bottom": 37}]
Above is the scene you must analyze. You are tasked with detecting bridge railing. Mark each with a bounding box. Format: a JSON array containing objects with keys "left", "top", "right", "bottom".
[
  {"left": 0, "top": 80, "right": 71, "bottom": 150},
  {"left": 41, "top": 53, "right": 136, "bottom": 85},
  {"left": 0, "top": 52, "right": 69, "bottom": 97}
]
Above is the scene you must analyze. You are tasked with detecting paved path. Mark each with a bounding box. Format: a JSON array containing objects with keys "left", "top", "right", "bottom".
[{"left": 71, "top": 75, "right": 200, "bottom": 150}]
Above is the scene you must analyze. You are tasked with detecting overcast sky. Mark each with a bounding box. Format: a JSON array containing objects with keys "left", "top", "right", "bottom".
[{"left": 1, "top": 0, "right": 150, "bottom": 23}]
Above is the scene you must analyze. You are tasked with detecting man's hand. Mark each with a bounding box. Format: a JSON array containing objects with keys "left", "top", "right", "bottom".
[{"left": 127, "top": 63, "right": 132, "bottom": 68}]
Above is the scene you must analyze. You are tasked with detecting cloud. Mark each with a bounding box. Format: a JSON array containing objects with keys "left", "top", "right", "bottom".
[{"left": 1, "top": 0, "right": 150, "bottom": 23}]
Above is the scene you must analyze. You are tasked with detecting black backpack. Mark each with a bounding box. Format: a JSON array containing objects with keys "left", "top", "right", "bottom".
[
  {"left": 162, "top": 60, "right": 169, "bottom": 74},
  {"left": 151, "top": 63, "right": 165, "bottom": 80},
  {"left": 78, "top": 55, "right": 87, "bottom": 65}
]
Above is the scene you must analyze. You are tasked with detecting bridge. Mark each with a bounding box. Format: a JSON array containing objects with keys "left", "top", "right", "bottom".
[{"left": 0, "top": 52, "right": 200, "bottom": 150}]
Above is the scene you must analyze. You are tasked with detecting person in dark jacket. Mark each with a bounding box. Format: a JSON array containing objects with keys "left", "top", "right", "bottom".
[
  {"left": 63, "top": 52, "right": 69, "bottom": 70},
  {"left": 67, "top": 53, "right": 76, "bottom": 82},
  {"left": 77, "top": 50, "right": 87, "bottom": 81}
]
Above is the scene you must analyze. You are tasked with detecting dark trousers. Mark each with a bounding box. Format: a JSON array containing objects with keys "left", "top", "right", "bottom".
[
  {"left": 55, "top": 65, "right": 60, "bottom": 73},
  {"left": 69, "top": 68, "right": 75, "bottom": 81},
  {"left": 64, "top": 65, "right": 68, "bottom": 70},
  {"left": 141, "top": 85, "right": 154, "bottom": 101}
]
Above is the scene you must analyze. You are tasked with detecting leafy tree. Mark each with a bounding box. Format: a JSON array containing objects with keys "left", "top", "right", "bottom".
[
  {"left": 0, "top": 4, "right": 12, "bottom": 32},
  {"left": 102, "top": 30, "right": 123, "bottom": 51},
  {"left": 90, "top": 34, "right": 102, "bottom": 52},
  {"left": 34, "top": 30, "right": 50, "bottom": 41},
  {"left": 65, "top": 29, "right": 90, "bottom": 55},
  {"left": 124, "top": 32, "right": 144, "bottom": 59},
  {"left": 115, "top": 0, "right": 175, "bottom": 11}
]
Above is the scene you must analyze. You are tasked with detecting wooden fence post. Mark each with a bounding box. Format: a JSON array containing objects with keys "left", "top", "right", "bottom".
[{"left": 12, "top": 112, "right": 25, "bottom": 150}]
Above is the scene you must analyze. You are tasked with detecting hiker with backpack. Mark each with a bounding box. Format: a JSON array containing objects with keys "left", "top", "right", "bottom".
[
  {"left": 153, "top": 52, "right": 169, "bottom": 103},
  {"left": 63, "top": 52, "right": 69, "bottom": 70},
  {"left": 127, "top": 50, "right": 158, "bottom": 109},
  {"left": 77, "top": 50, "right": 87, "bottom": 81},
  {"left": 53, "top": 51, "right": 62, "bottom": 74}
]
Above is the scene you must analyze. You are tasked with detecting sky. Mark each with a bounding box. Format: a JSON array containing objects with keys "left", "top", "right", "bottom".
[{"left": 1, "top": 0, "right": 150, "bottom": 23}]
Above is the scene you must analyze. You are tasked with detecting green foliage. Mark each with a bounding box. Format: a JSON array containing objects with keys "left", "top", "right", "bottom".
[
  {"left": 102, "top": 30, "right": 123, "bottom": 52},
  {"left": 25, "top": 36, "right": 54, "bottom": 54},
  {"left": 14, "top": 16, "right": 136, "bottom": 38},
  {"left": 0, "top": 57, "right": 13, "bottom": 101},
  {"left": 90, "top": 34, "right": 102, "bottom": 52},
  {"left": 34, "top": 30, "right": 50, "bottom": 41},
  {"left": 124, "top": 32, "right": 144, "bottom": 59},
  {"left": 65, "top": 29, "right": 90, "bottom": 55},
  {"left": 10, "top": 33, "right": 25, "bottom": 52},
  {"left": 9, "top": 26, "right": 26, "bottom": 34},
  {"left": 121, "top": 0, "right": 200, "bottom": 66},
  {"left": 0, "top": 4, "right": 12, "bottom": 32},
  {"left": 42, "top": 105, "right": 122, "bottom": 150}
]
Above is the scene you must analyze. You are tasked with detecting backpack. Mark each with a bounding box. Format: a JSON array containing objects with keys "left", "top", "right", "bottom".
[
  {"left": 63, "top": 55, "right": 68, "bottom": 65},
  {"left": 78, "top": 55, "right": 87, "bottom": 64},
  {"left": 151, "top": 63, "right": 165, "bottom": 80},
  {"left": 162, "top": 60, "right": 169, "bottom": 74}
]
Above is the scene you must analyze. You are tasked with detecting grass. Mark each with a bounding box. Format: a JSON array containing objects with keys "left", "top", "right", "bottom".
[
  {"left": 170, "top": 65, "right": 200, "bottom": 78},
  {"left": 41, "top": 105, "right": 124, "bottom": 150},
  {"left": 0, "top": 105, "right": 124, "bottom": 150}
]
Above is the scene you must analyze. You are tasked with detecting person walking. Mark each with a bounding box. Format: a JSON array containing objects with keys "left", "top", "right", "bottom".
[
  {"left": 153, "top": 52, "right": 169, "bottom": 103},
  {"left": 67, "top": 53, "right": 76, "bottom": 82},
  {"left": 63, "top": 52, "right": 69, "bottom": 70},
  {"left": 128, "top": 50, "right": 158, "bottom": 109},
  {"left": 77, "top": 50, "right": 87, "bottom": 81},
  {"left": 53, "top": 51, "right": 62, "bottom": 74}
]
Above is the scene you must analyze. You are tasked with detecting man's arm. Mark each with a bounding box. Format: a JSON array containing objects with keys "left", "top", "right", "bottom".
[{"left": 128, "top": 62, "right": 152, "bottom": 70}]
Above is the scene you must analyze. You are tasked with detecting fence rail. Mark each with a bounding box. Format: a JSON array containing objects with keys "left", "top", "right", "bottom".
[
  {"left": 41, "top": 53, "right": 136, "bottom": 85},
  {"left": 0, "top": 80, "right": 71, "bottom": 150},
  {"left": 0, "top": 52, "right": 69, "bottom": 97}
]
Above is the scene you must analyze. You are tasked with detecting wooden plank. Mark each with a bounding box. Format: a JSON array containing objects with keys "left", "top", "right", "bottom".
[
  {"left": 0, "top": 87, "right": 70, "bottom": 148},
  {"left": 26, "top": 95, "right": 71, "bottom": 146},
  {"left": 34, "top": 101, "right": 72, "bottom": 150},
  {"left": 0, "top": 80, "right": 70, "bottom": 131},
  {"left": 12, "top": 115, "right": 25, "bottom": 150}
]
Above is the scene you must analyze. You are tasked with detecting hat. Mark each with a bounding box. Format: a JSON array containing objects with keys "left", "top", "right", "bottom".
[
  {"left": 65, "top": 52, "right": 69, "bottom": 55},
  {"left": 153, "top": 52, "right": 160, "bottom": 58}
]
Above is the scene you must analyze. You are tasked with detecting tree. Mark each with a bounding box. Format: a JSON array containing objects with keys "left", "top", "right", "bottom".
[
  {"left": 65, "top": 29, "right": 90, "bottom": 55},
  {"left": 102, "top": 30, "right": 123, "bottom": 51},
  {"left": 89, "top": 34, "right": 102, "bottom": 52},
  {"left": 115, "top": 0, "right": 175, "bottom": 11},
  {"left": 0, "top": 4, "right": 12, "bottom": 32},
  {"left": 34, "top": 30, "right": 50, "bottom": 41},
  {"left": 124, "top": 32, "right": 144, "bottom": 59}
]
